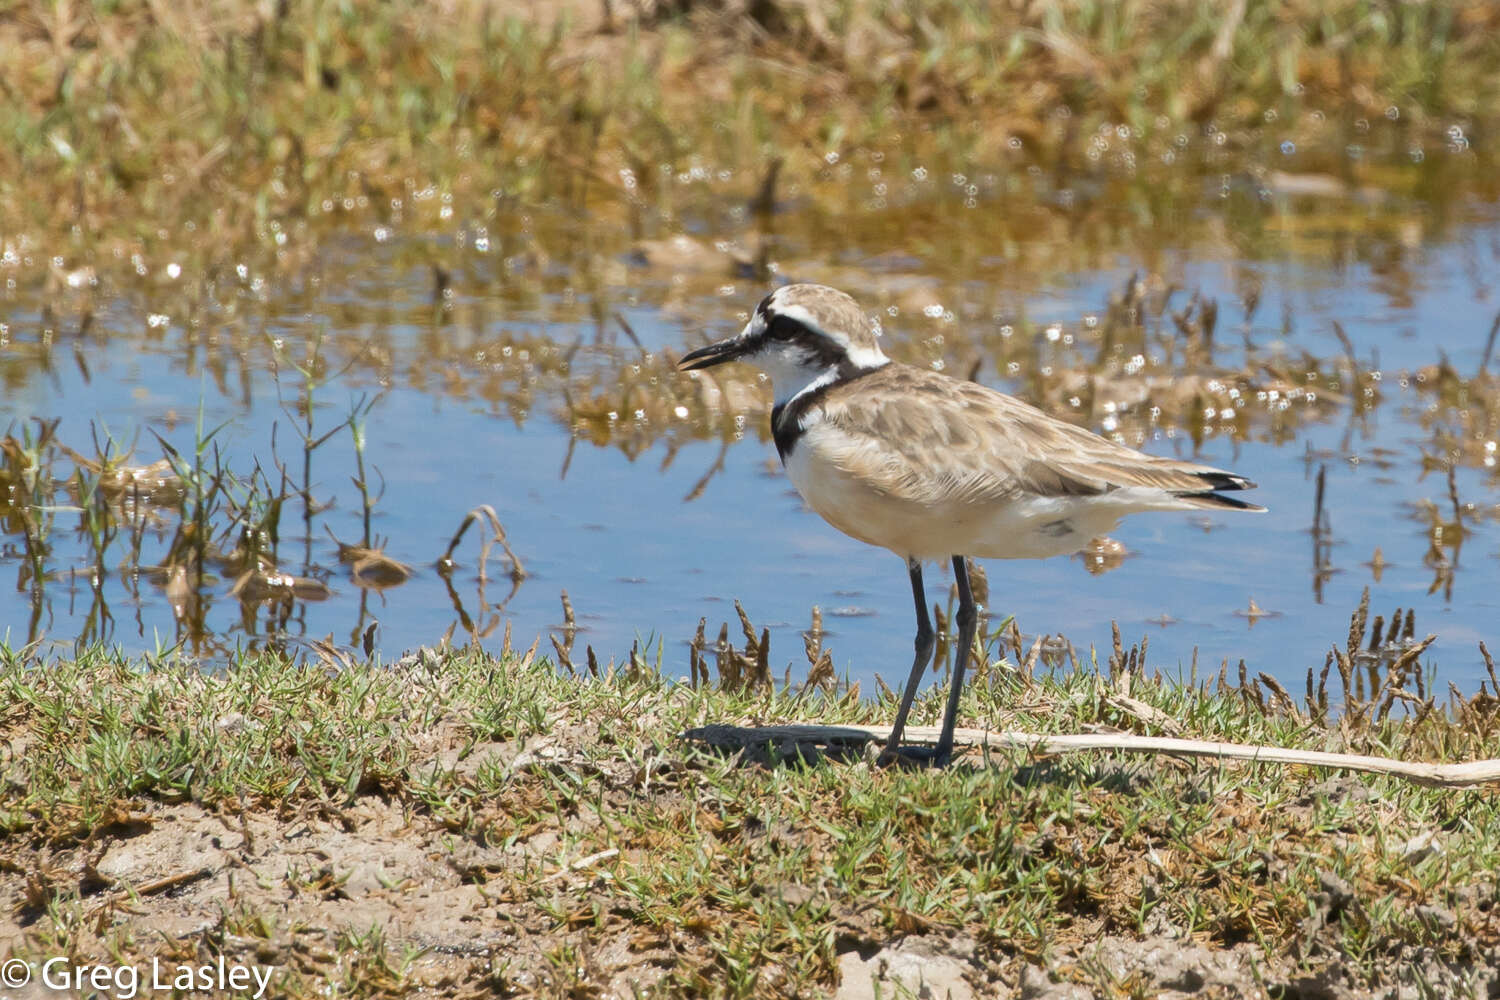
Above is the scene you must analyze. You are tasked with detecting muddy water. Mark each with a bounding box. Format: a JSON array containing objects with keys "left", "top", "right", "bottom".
[{"left": 4, "top": 139, "right": 1500, "bottom": 697}]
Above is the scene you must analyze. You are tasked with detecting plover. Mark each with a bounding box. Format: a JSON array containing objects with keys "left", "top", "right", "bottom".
[{"left": 679, "top": 284, "right": 1264, "bottom": 765}]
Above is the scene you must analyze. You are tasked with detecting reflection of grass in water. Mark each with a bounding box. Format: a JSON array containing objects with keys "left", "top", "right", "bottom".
[
  {"left": 0, "top": 381, "right": 527, "bottom": 654},
  {"left": 5, "top": 3, "right": 1498, "bottom": 496},
  {"left": 2, "top": 619, "right": 1498, "bottom": 995},
  {"left": 0, "top": 419, "right": 62, "bottom": 614},
  {"left": 6, "top": 0, "right": 1497, "bottom": 461},
  {"left": 8, "top": 263, "right": 1500, "bottom": 648}
]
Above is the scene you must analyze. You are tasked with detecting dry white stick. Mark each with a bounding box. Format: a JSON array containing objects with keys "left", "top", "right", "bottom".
[
  {"left": 1105, "top": 694, "right": 1184, "bottom": 736},
  {"left": 684, "top": 724, "right": 1500, "bottom": 789},
  {"left": 542, "top": 847, "right": 620, "bottom": 883}
]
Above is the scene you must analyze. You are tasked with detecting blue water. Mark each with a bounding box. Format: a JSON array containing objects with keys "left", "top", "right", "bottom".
[{"left": 4, "top": 191, "right": 1500, "bottom": 701}]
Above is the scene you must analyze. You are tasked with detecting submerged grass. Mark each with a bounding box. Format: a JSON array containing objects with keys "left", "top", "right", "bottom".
[{"left": 2, "top": 633, "right": 1499, "bottom": 996}]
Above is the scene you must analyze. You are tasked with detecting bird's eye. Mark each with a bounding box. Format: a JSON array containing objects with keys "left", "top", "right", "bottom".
[{"left": 765, "top": 316, "right": 804, "bottom": 341}]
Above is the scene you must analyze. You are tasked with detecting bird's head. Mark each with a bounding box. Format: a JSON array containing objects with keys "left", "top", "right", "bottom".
[{"left": 678, "top": 284, "right": 889, "bottom": 403}]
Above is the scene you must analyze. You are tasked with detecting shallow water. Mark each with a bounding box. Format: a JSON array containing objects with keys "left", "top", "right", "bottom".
[{"left": 5, "top": 137, "right": 1500, "bottom": 698}]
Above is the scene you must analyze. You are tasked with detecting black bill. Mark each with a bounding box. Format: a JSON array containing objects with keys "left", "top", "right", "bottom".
[{"left": 677, "top": 337, "right": 748, "bottom": 371}]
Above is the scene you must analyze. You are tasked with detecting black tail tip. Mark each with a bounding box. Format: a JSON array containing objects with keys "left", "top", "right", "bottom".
[{"left": 1202, "top": 492, "right": 1267, "bottom": 512}]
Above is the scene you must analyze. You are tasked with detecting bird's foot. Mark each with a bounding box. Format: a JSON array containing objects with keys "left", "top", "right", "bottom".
[{"left": 875, "top": 744, "right": 954, "bottom": 769}]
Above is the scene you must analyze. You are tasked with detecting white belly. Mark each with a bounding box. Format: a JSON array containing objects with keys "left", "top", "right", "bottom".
[{"left": 782, "top": 436, "right": 1128, "bottom": 562}]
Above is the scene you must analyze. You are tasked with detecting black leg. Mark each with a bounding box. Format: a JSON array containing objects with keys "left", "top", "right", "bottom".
[
  {"left": 933, "top": 555, "right": 978, "bottom": 765},
  {"left": 883, "top": 556, "right": 935, "bottom": 757}
]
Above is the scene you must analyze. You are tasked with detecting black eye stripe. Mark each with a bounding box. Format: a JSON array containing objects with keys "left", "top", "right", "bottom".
[
  {"left": 762, "top": 313, "right": 853, "bottom": 371},
  {"left": 765, "top": 315, "right": 805, "bottom": 341}
]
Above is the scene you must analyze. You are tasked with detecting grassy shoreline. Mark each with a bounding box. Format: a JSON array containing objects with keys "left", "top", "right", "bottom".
[
  {"left": 5, "top": 0, "right": 1499, "bottom": 283},
  {"left": 3, "top": 637, "right": 1498, "bottom": 997}
]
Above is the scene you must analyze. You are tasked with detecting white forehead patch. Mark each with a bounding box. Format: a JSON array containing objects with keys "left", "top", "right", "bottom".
[{"left": 739, "top": 309, "right": 767, "bottom": 341}]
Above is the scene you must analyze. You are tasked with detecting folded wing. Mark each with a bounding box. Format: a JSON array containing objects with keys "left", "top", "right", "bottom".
[{"left": 810, "top": 366, "right": 1264, "bottom": 513}]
